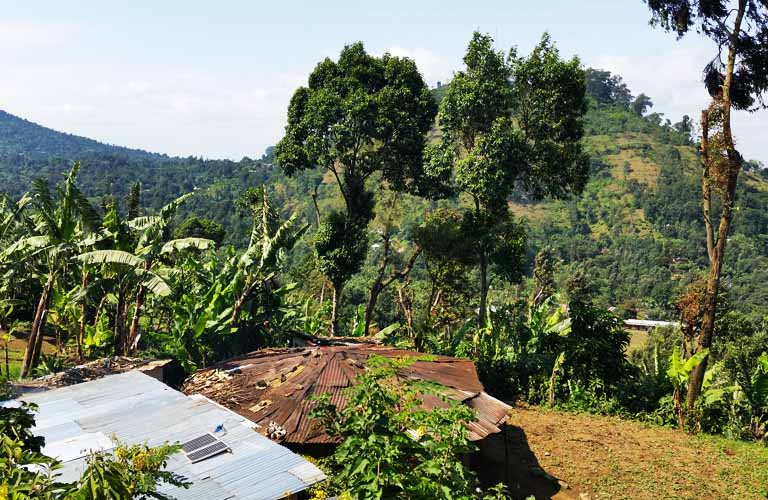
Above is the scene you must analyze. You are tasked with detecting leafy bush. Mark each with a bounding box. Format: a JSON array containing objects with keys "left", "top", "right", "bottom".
[{"left": 310, "top": 355, "right": 509, "bottom": 500}]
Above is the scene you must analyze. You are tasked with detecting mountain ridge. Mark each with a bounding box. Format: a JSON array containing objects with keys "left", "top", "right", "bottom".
[
  {"left": 0, "top": 76, "right": 767, "bottom": 321},
  {"left": 0, "top": 109, "right": 168, "bottom": 161}
]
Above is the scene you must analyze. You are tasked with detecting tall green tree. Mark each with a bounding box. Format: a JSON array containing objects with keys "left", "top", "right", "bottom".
[
  {"left": 631, "top": 93, "right": 654, "bottom": 116},
  {"left": 429, "top": 32, "right": 589, "bottom": 327},
  {"left": 645, "top": 0, "right": 768, "bottom": 407},
  {"left": 274, "top": 42, "right": 437, "bottom": 335}
]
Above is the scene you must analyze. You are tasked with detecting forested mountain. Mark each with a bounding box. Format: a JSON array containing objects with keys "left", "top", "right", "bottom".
[
  {"left": 1, "top": 68, "right": 767, "bottom": 321},
  {"left": 0, "top": 110, "right": 164, "bottom": 160}
]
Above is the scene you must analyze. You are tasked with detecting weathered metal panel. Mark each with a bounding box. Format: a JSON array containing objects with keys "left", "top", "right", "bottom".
[
  {"left": 16, "top": 371, "right": 325, "bottom": 500},
  {"left": 184, "top": 345, "right": 510, "bottom": 446}
]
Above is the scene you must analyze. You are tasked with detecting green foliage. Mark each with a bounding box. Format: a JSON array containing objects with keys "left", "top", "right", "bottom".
[
  {"left": 275, "top": 41, "right": 438, "bottom": 330},
  {"left": 310, "top": 356, "right": 503, "bottom": 500},
  {"left": 68, "top": 441, "right": 188, "bottom": 500},
  {"left": 428, "top": 31, "right": 587, "bottom": 325},
  {"left": 275, "top": 42, "right": 437, "bottom": 195},
  {"left": 80, "top": 315, "right": 113, "bottom": 359},
  {"left": 314, "top": 210, "right": 368, "bottom": 289},
  {"left": 173, "top": 216, "right": 226, "bottom": 245},
  {"left": 584, "top": 68, "right": 632, "bottom": 107},
  {"left": 32, "top": 354, "right": 73, "bottom": 377},
  {"left": 630, "top": 93, "right": 653, "bottom": 116}
]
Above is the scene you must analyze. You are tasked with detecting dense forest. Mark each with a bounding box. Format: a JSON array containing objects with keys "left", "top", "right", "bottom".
[{"left": 1, "top": 70, "right": 766, "bottom": 324}]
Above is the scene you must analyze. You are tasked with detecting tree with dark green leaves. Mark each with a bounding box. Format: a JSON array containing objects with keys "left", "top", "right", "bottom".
[
  {"left": 631, "top": 93, "right": 654, "bottom": 116},
  {"left": 645, "top": 0, "right": 768, "bottom": 408},
  {"left": 174, "top": 216, "right": 226, "bottom": 245},
  {"left": 428, "top": 32, "right": 589, "bottom": 327},
  {"left": 585, "top": 68, "right": 633, "bottom": 107},
  {"left": 274, "top": 42, "right": 437, "bottom": 335}
]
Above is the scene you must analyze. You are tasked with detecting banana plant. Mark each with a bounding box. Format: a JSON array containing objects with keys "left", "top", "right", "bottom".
[
  {"left": 229, "top": 187, "right": 308, "bottom": 325},
  {"left": 1, "top": 163, "right": 101, "bottom": 377},
  {"left": 78, "top": 193, "right": 212, "bottom": 355},
  {"left": 158, "top": 281, "right": 234, "bottom": 372},
  {"left": 667, "top": 345, "right": 710, "bottom": 429}
]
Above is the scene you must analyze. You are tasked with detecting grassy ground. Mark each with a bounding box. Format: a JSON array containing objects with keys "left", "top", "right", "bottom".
[{"left": 508, "top": 404, "right": 768, "bottom": 500}]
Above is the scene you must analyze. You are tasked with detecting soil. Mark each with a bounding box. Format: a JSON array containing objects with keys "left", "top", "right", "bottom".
[{"left": 507, "top": 404, "right": 768, "bottom": 500}]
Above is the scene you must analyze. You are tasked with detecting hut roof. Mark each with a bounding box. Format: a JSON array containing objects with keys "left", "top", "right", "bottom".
[
  {"left": 182, "top": 345, "right": 511, "bottom": 444},
  {"left": 10, "top": 371, "right": 325, "bottom": 499}
]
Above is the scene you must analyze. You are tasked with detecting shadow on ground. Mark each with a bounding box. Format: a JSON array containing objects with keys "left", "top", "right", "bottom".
[{"left": 474, "top": 423, "right": 579, "bottom": 500}]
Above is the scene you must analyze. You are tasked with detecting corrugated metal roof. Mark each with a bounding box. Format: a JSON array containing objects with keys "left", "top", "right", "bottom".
[
  {"left": 15, "top": 371, "right": 325, "bottom": 500},
  {"left": 624, "top": 319, "right": 680, "bottom": 329},
  {"left": 183, "top": 345, "right": 512, "bottom": 444}
]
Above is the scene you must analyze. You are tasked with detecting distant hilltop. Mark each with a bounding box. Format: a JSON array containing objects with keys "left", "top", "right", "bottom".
[{"left": 0, "top": 110, "right": 167, "bottom": 161}]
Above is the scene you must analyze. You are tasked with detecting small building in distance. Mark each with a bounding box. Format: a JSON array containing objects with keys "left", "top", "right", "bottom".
[
  {"left": 623, "top": 318, "right": 680, "bottom": 332},
  {"left": 12, "top": 370, "right": 325, "bottom": 500}
]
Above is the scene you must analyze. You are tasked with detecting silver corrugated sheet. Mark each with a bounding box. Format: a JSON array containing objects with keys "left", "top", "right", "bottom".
[{"left": 16, "top": 371, "right": 325, "bottom": 500}]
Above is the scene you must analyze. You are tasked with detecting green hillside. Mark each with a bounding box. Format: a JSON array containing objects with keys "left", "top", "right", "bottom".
[
  {"left": 0, "top": 110, "right": 163, "bottom": 160},
  {"left": 0, "top": 70, "right": 767, "bottom": 322}
]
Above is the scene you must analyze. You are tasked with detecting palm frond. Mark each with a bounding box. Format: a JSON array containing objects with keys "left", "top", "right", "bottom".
[
  {"left": 1, "top": 235, "right": 53, "bottom": 258},
  {"left": 128, "top": 215, "right": 161, "bottom": 230},
  {"left": 69, "top": 182, "right": 101, "bottom": 231},
  {"left": 261, "top": 216, "right": 309, "bottom": 268},
  {"left": 135, "top": 268, "right": 171, "bottom": 297},
  {"left": 160, "top": 193, "right": 194, "bottom": 223},
  {"left": 0, "top": 193, "right": 32, "bottom": 241},
  {"left": 78, "top": 250, "right": 143, "bottom": 268},
  {"left": 31, "top": 178, "right": 59, "bottom": 237},
  {"left": 161, "top": 238, "right": 214, "bottom": 254},
  {"left": 32, "top": 178, "right": 55, "bottom": 216}
]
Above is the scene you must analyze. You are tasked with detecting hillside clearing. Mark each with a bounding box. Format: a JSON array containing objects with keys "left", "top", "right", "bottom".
[{"left": 508, "top": 404, "right": 768, "bottom": 500}]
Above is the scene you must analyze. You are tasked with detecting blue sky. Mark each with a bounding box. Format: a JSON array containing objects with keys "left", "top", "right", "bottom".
[{"left": 1, "top": 1, "right": 765, "bottom": 162}]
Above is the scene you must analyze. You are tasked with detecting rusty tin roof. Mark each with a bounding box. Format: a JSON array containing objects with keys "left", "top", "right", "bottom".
[{"left": 182, "top": 345, "right": 511, "bottom": 444}]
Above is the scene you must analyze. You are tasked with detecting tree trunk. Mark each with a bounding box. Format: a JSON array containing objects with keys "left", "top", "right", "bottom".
[
  {"left": 478, "top": 249, "right": 488, "bottom": 329},
  {"left": 364, "top": 283, "right": 383, "bottom": 336},
  {"left": 686, "top": 0, "right": 746, "bottom": 408},
  {"left": 364, "top": 233, "right": 391, "bottom": 336},
  {"left": 93, "top": 295, "right": 107, "bottom": 326},
  {"left": 330, "top": 283, "right": 342, "bottom": 336},
  {"left": 114, "top": 290, "right": 129, "bottom": 356},
  {"left": 127, "top": 286, "right": 146, "bottom": 354},
  {"left": 20, "top": 274, "right": 54, "bottom": 378},
  {"left": 77, "top": 271, "right": 88, "bottom": 362},
  {"left": 232, "top": 276, "right": 265, "bottom": 325},
  {"left": 687, "top": 174, "right": 738, "bottom": 407},
  {"left": 364, "top": 237, "right": 420, "bottom": 336}
]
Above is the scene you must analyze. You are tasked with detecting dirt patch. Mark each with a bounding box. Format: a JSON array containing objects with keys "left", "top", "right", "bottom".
[
  {"left": 508, "top": 404, "right": 768, "bottom": 500},
  {"left": 0, "top": 332, "right": 58, "bottom": 377}
]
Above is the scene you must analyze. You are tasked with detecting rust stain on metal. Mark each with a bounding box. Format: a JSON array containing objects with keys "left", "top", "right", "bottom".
[{"left": 182, "top": 345, "right": 510, "bottom": 444}]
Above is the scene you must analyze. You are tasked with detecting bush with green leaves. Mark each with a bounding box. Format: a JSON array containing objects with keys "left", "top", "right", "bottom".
[
  {"left": 447, "top": 295, "right": 631, "bottom": 408},
  {"left": 309, "top": 355, "right": 508, "bottom": 500}
]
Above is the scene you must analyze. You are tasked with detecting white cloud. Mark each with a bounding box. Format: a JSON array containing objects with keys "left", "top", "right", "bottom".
[
  {"left": 0, "top": 62, "right": 300, "bottom": 159},
  {"left": 383, "top": 46, "right": 453, "bottom": 86},
  {"left": 0, "top": 21, "right": 80, "bottom": 48}
]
